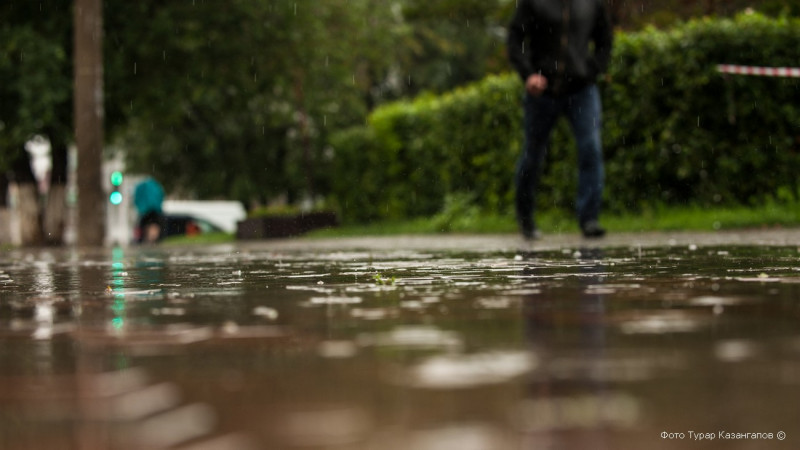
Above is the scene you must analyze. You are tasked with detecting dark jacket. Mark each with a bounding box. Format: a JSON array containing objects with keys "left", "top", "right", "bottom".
[{"left": 507, "top": 0, "right": 613, "bottom": 96}]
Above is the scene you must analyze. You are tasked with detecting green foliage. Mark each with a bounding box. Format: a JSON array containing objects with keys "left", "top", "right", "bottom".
[
  {"left": 107, "top": 0, "right": 335, "bottom": 204},
  {"left": 329, "top": 12, "right": 800, "bottom": 224},
  {"left": 0, "top": 2, "right": 72, "bottom": 170},
  {"left": 162, "top": 232, "right": 234, "bottom": 246},
  {"left": 373, "top": 273, "right": 396, "bottom": 286},
  {"left": 330, "top": 74, "right": 522, "bottom": 223},
  {"left": 107, "top": 0, "right": 425, "bottom": 207},
  {"left": 309, "top": 200, "right": 800, "bottom": 238},
  {"left": 398, "top": 0, "right": 509, "bottom": 95},
  {"left": 430, "top": 193, "right": 481, "bottom": 232},
  {"left": 248, "top": 204, "right": 302, "bottom": 218},
  {"left": 602, "top": 12, "right": 800, "bottom": 212}
]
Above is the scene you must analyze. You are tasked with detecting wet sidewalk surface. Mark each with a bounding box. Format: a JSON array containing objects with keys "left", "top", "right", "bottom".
[{"left": 2, "top": 230, "right": 800, "bottom": 449}]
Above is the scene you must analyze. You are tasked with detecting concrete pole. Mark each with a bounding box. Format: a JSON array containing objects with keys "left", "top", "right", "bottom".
[{"left": 74, "top": 0, "right": 105, "bottom": 246}]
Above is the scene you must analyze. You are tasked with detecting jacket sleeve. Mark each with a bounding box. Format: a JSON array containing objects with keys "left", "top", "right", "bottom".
[
  {"left": 507, "top": 1, "right": 534, "bottom": 81},
  {"left": 591, "top": 0, "right": 613, "bottom": 76}
]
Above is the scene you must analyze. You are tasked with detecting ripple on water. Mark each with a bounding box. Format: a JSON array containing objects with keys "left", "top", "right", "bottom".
[
  {"left": 399, "top": 351, "right": 536, "bottom": 389},
  {"left": 617, "top": 311, "right": 706, "bottom": 335}
]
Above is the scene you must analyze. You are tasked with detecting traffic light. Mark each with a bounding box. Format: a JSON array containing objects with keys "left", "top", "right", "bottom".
[{"left": 109, "top": 171, "right": 124, "bottom": 205}]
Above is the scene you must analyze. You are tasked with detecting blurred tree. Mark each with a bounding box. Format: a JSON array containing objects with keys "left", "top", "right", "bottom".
[
  {"left": 608, "top": 0, "right": 797, "bottom": 29},
  {"left": 107, "top": 0, "right": 409, "bottom": 208},
  {"left": 2, "top": 0, "right": 793, "bottom": 246},
  {"left": 0, "top": 1, "right": 72, "bottom": 245},
  {"left": 396, "top": 0, "right": 510, "bottom": 96}
]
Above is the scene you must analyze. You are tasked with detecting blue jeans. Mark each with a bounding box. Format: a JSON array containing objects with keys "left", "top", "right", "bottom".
[{"left": 515, "top": 84, "right": 605, "bottom": 229}]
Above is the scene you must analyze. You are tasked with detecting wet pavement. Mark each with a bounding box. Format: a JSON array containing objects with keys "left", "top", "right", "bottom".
[{"left": 2, "top": 229, "right": 800, "bottom": 449}]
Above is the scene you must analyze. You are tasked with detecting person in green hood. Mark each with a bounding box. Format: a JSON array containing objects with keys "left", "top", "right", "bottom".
[{"left": 133, "top": 176, "right": 165, "bottom": 243}]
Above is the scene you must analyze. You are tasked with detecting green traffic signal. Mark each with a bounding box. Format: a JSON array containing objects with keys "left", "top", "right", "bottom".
[
  {"left": 110, "top": 171, "right": 124, "bottom": 187},
  {"left": 109, "top": 191, "right": 123, "bottom": 205}
]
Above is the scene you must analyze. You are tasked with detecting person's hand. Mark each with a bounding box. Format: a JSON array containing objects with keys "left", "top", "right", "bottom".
[{"left": 525, "top": 74, "right": 548, "bottom": 96}]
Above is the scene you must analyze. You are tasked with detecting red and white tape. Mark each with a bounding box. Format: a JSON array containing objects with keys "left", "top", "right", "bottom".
[{"left": 717, "top": 64, "right": 800, "bottom": 78}]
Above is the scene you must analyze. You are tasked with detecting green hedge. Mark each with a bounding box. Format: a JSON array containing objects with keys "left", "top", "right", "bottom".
[{"left": 330, "top": 12, "right": 800, "bottom": 223}]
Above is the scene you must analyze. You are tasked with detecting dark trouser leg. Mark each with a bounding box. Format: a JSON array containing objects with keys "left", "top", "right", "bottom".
[
  {"left": 566, "top": 85, "right": 604, "bottom": 227},
  {"left": 515, "top": 93, "right": 559, "bottom": 235}
]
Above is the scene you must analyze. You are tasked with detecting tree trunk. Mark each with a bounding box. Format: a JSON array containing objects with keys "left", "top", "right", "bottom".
[
  {"left": 10, "top": 149, "right": 44, "bottom": 246},
  {"left": 44, "top": 184, "right": 67, "bottom": 245},
  {"left": 293, "top": 72, "right": 315, "bottom": 200},
  {"left": 0, "top": 172, "right": 10, "bottom": 244},
  {"left": 16, "top": 183, "right": 43, "bottom": 245},
  {"left": 44, "top": 139, "right": 69, "bottom": 245},
  {"left": 0, "top": 172, "right": 8, "bottom": 208},
  {"left": 74, "top": 0, "right": 105, "bottom": 246}
]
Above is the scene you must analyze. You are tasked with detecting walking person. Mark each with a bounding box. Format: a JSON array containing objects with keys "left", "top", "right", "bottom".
[
  {"left": 507, "top": 0, "right": 613, "bottom": 239},
  {"left": 133, "top": 176, "right": 165, "bottom": 244}
]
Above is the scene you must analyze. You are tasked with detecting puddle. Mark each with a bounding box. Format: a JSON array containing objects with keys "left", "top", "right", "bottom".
[{"left": 2, "top": 244, "right": 800, "bottom": 447}]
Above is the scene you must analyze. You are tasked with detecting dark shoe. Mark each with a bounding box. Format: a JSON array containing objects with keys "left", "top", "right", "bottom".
[
  {"left": 519, "top": 217, "right": 542, "bottom": 240},
  {"left": 581, "top": 220, "right": 606, "bottom": 238},
  {"left": 522, "top": 227, "right": 543, "bottom": 241}
]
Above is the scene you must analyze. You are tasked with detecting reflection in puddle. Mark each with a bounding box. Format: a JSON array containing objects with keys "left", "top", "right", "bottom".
[
  {"left": 542, "top": 352, "right": 686, "bottom": 382},
  {"left": 689, "top": 295, "right": 748, "bottom": 306},
  {"left": 715, "top": 339, "right": 760, "bottom": 362},
  {"left": 511, "top": 392, "right": 641, "bottom": 432},
  {"left": 309, "top": 296, "right": 363, "bottom": 305},
  {"left": 4, "top": 244, "right": 800, "bottom": 447},
  {"left": 383, "top": 423, "right": 510, "bottom": 450},
  {"left": 358, "top": 326, "right": 463, "bottom": 351},
  {"left": 401, "top": 351, "right": 536, "bottom": 389},
  {"left": 135, "top": 403, "right": 217, "bottom": 448},
  {"left": 274, "top": 405, "right": 372, "bottom": 447},
  {"left": 618, "top": 311, "right": 706, "bottom": 334},
  {"left": 318, "top": 340, "right": 359, "bottom": 359}
]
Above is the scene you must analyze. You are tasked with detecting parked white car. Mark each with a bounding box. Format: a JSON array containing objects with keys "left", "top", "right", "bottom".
[{"left": 162, "top": 200, "right": 246, "bottom": 234}]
